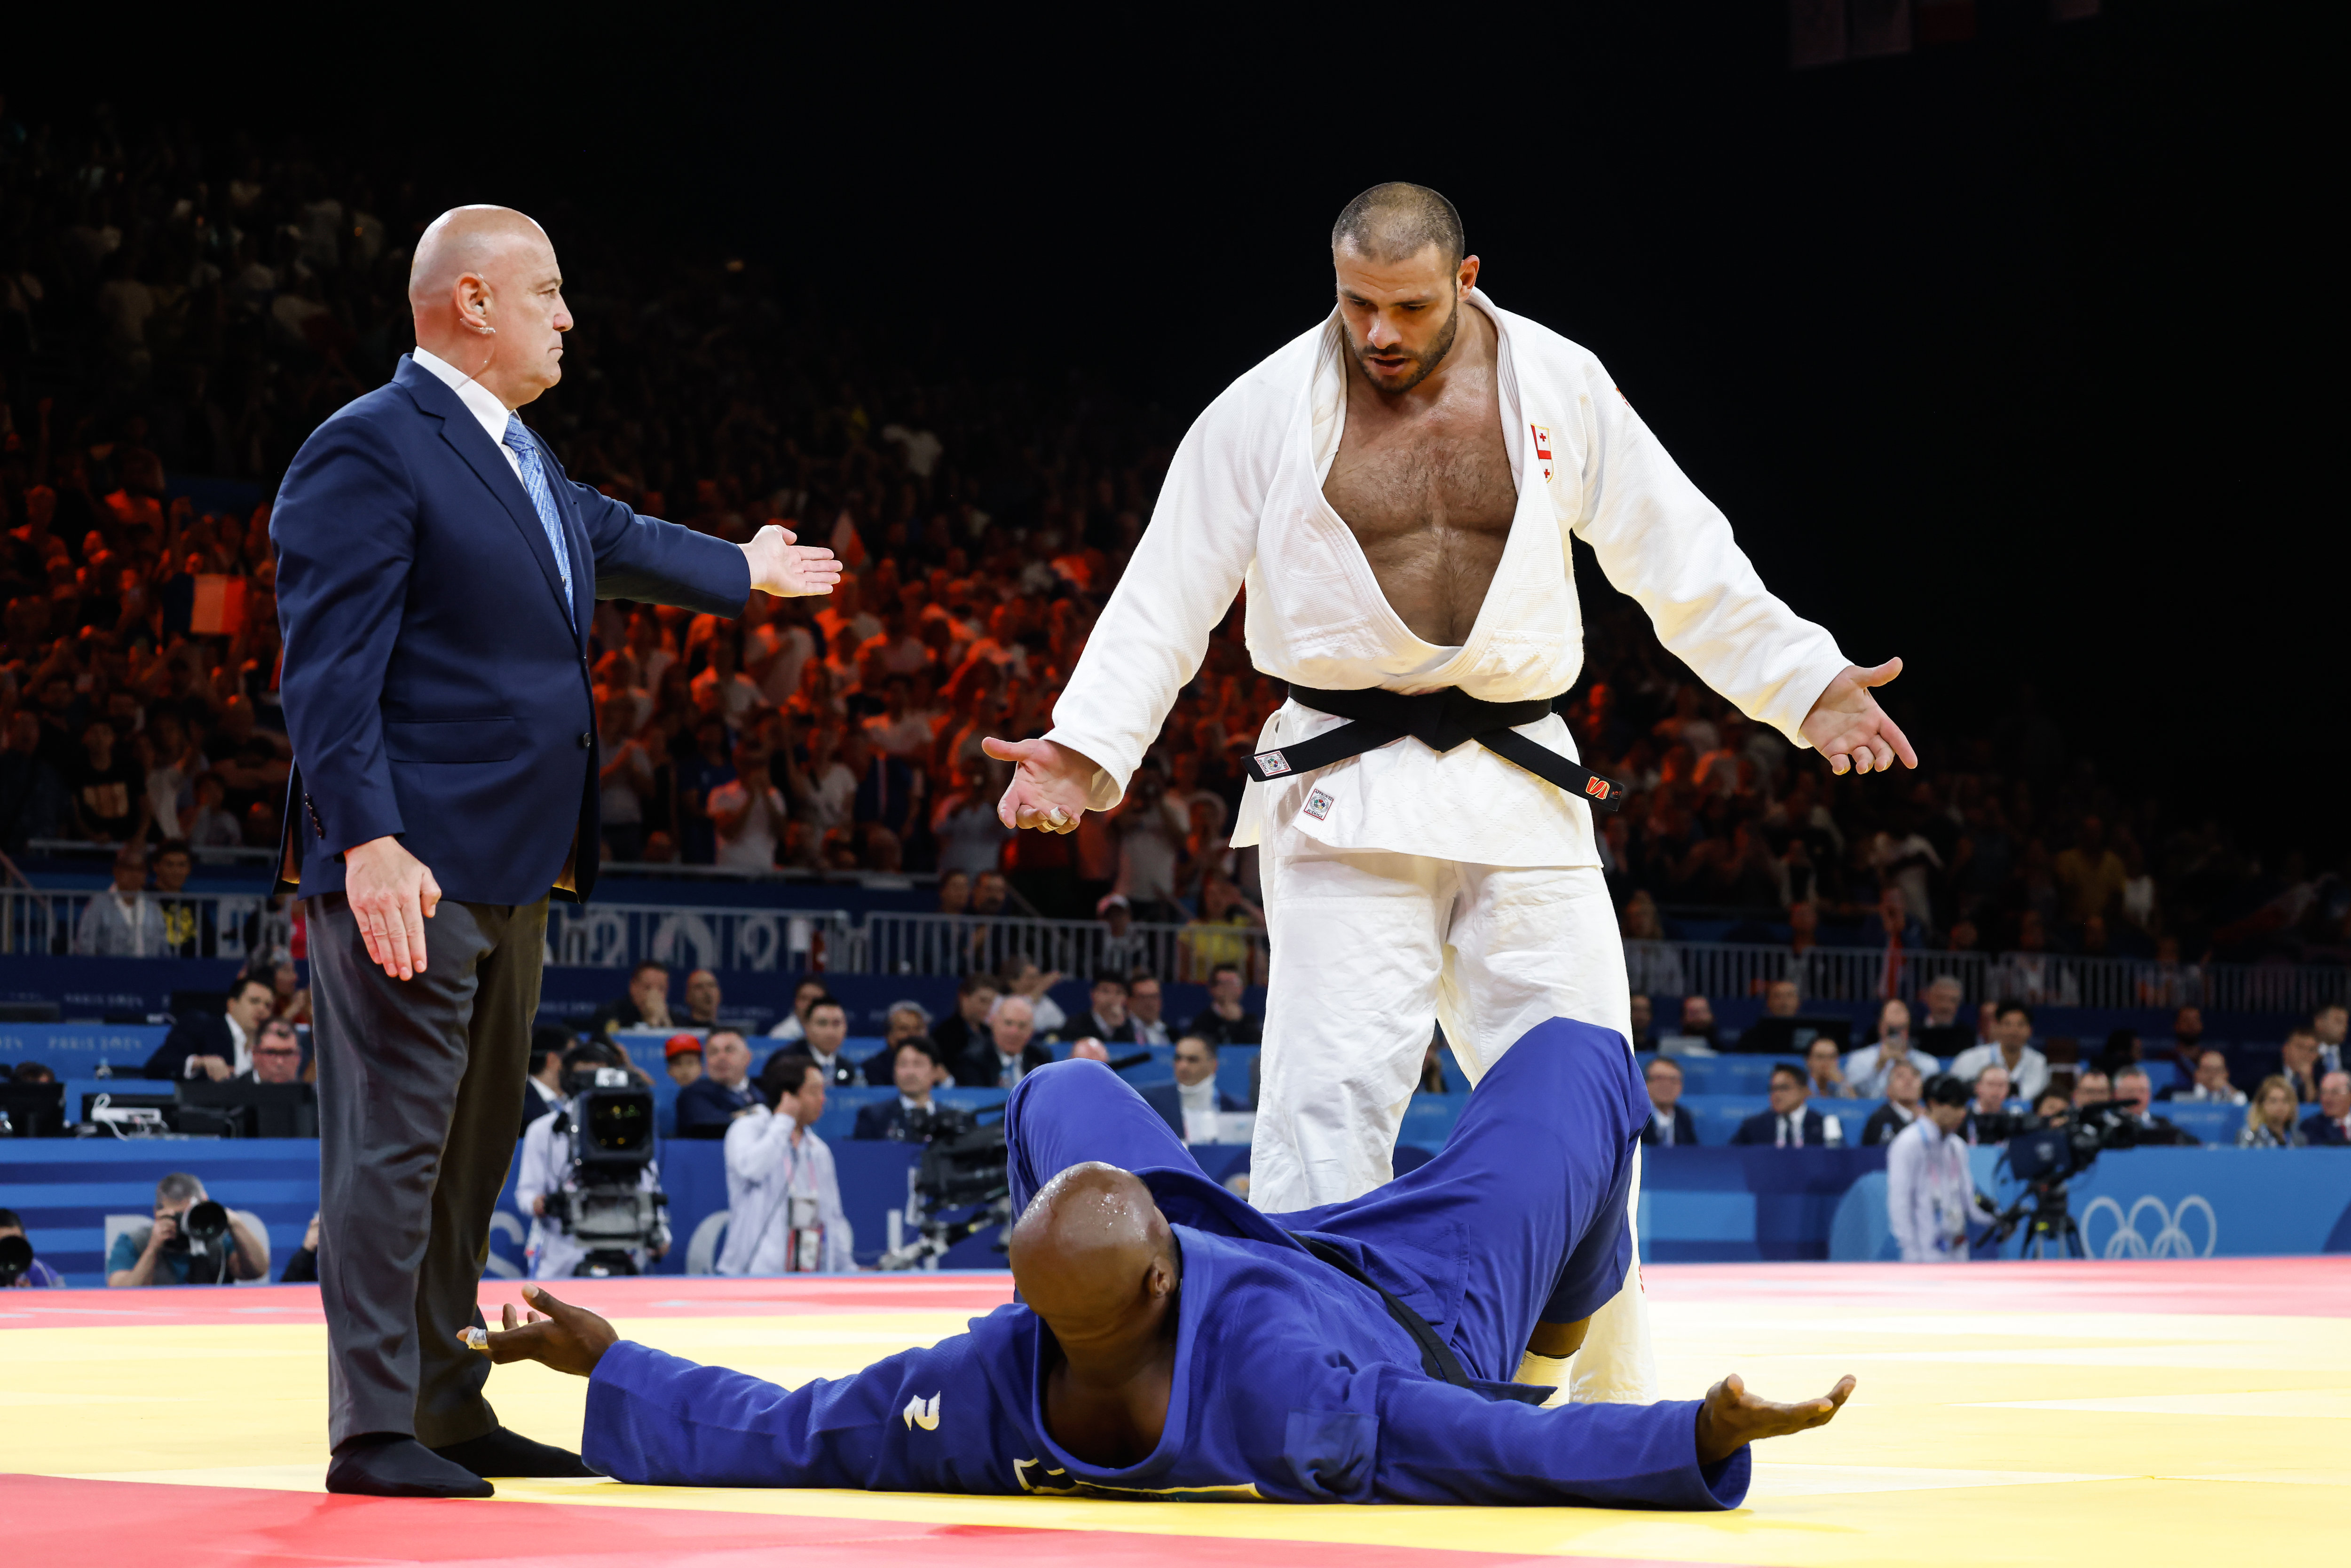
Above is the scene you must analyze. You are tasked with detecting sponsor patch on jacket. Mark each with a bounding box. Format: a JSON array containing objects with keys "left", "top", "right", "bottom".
[{"left": 1303, "top": 788, "right": 1334, "bottom": 821}]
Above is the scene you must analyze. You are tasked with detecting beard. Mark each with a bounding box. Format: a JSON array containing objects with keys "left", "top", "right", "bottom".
[{"left": 1346, "top": 293, "right": 1461, "bottom": 395}]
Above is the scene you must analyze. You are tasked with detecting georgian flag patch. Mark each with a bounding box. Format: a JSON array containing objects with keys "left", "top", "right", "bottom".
[{"left": 1531, "top": 422, "right": 1553, "bottom": 483}]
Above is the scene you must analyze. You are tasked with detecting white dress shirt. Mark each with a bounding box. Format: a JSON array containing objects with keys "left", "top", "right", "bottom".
[
  {"left": 1177, "top": 1077, "right": 1222, "bottom": 1144},
  {"left": 717, "top": 1106, "right": 852, "bottom": 1275},
  {"left": 1949, "top": 1043, "right": 2051, "bottom": 1103},
  {"left": 185, "top": 1013, "right": 252, "bottom": 1078},
  {"left": 411, "top": 345, "right": 522, "bottom": 478},
  {"left": 1887, "top": 1117, "right": 1974, "bottom": 1263}
]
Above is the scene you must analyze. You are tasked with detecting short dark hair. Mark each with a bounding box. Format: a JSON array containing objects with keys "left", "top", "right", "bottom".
[
  {"left": 705, "top": 1026, "right": 748, "bottom": 1050},
  {"left": 231, "top": 975, "right": 274, "bottom": 1002},
  {"left": 893, "top": 1036, "right": 942, "bottom": 1069},
  {"left": 1332, "top": 181, "right": 1465, "bottom": 271},
  {"left": 561, "top": 1041, "right": 619, "bottom": 1076},
  {"left": 155, "top": 838, "right": 191, "bottom": 860},
  {"left": 1092, "top": 974, "right": 1128, "bottom": 994},
  {"left": 630, "top": 961, "right": 667, "bottom": 983},
  {"left": 1994, "top": 1000, "right": 2032, "bottom": 1024},
  {"left": 1126, "top": 969, "right": 1159, "bottom": 988},
  {"left": 1768, "top": 1063, "right": 1806, "bottom": 1088},
  {"left": 1176, "top": 1033, "right": 1218, "bottom": 1058},
  {"left": 761, "top": 1050, "right": 820, "bottom": 1107},
  {"left": 1645, "top": 1056, "right": 1682, "bottom": 1078},
  {"left": 806, "top": 994, "right": 846, "bottom": 1019},
  {"left": 1210, "top": 962, "right": 1243, "bottom": 982},
  {"left": 0, "top": 1206, "right": 22, "bottom": 1230},
  {"left": 958, "top": 972, "right": 999, "bottom": 998},
  {"left": 1922, "top": 1072, "right": 1970, "bottom": 1108}
]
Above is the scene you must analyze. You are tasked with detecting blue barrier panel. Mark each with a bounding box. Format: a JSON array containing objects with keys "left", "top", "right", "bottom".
[
  {"left": 0, "top": 1024, "right": 171, "bottom": 1078},
  {"left": 1637, "top": 1147, "right": 1889, "bottom": 1262},
  {"left": 1972, "top": 1146, "right": 2351, "bottom": 1259}
]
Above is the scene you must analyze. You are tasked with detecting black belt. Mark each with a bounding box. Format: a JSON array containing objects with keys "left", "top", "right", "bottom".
[
  {"left": 1291, "top": 1233, "right": 1549, "bottom": 1406},
  {"left": 1245, "top": 685, "right": 1625, "bottom": 812}
]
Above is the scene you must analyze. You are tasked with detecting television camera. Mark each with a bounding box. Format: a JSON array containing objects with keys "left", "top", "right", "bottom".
[{"left": 548, "top": 1064, "right": 669, "bottom": 1276}]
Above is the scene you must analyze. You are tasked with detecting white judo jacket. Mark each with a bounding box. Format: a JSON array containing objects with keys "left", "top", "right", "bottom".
[{"left": 1044, "top": 290, "right": 1851, "bottom": 870}]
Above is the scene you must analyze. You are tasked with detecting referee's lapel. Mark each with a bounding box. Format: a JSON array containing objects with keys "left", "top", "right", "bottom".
[{"left": 395, "top": 357, "right": 577, "bottom": 636}]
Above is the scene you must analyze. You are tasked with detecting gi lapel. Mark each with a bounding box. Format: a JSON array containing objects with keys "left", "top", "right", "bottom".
[{"left": 394, "top": 358, "right": 579, "bottom": 638}]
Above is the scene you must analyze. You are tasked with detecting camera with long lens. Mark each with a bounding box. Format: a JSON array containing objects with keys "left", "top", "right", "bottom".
[
  {"left": 161, "top": 1199, "right": 238, "bottom": 1284},
  {"left": 877, "top": 1110, "right": 1012, "bottom": 1271},
  {"left": 1984, "top": 1103, "right": 2152, "bottom": 1257},
  {"left": 0, "top": 1232, "right": 37, "bottom": 1285},
  {"left": 552, "top": 1065, "right": 669, "bottom": 1276}
]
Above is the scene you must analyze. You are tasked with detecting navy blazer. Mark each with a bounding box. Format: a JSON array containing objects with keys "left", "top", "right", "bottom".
[
  {"left": 1138, "top": 1080, "right": 1242, "bottom": 1141},
  {"left": 142, "top": 1010, "right": 236, "bottom": 1079},
  {"left": 854, "top": 1098, "right": 929, "bottom": 1141},
  {"left": 1638, "top": 1104, "right": 1699, "bottom": 1147},
  {"left": 1729, "top": 1107, "right": 1829, "bottom": 1147},
  {"left": 271, "top": 356, "right": 749, "bottom": 906}
]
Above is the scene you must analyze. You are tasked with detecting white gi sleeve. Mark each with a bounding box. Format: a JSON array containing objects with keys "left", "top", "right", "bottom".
[
  {"left": 1043, "top": 374, "right": 1284, "bottom": 809},
  {"left": 1570, "top": 355, "right": 1852, "bottom": 748}
]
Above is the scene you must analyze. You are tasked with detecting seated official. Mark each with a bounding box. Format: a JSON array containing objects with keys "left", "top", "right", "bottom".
[
  {"left": 1887, "top": 1073, "right": 1979, "bottom": 1264},
  {"left": 674, "top": 1029, "right": 762, "bottom": 1139},
  {"left": 472, "top": 1027, "right": 1856, "bottom": 1507},
  {"left": 1061, "top": 975, "right": 1142, "bottom": 1048},
  {"left": 718, "top": 1053, "right": 853, "bottom": 1274},
  {"left": 800, "top": 994, "right": 861, "bottom": 1087},
  {"left": 2106, "top": 1067, "right": 2195, "bottom": 1146},
  {"left": 862, "top": 1001, "right": 936, "bottom": 1086},
  {"left": 1138, "top": 1033, "right": 1242, "bottom": 1143},
  {"left": 1965, "top": 1065, "right": 2018, "bottom": 1145},
  {"left": 955, "top": 994, "right": 1054, "bottom": 1089},
  {"left": 586, "top": 961, "right": 676, "bottom": 1044},
  {"left": 1638, "top": 1057, "right": 1697, "bottom": 1147},
  {"left": 1859, "top": 1061, "right": 1925, "bottom": 1148},
  {"left": 237, "top": 1019, "right": 306, "bottom": 1084},
  {"left": 1183, "top": 962, "right": 1263, "bottom": 1048},
  {"left": 1731, "top": 980, "right": 1802, "bottom": 1054},
  {"left": 515, "top": 1045, "right": 669, "bottom": 1280},
  {"left": 143, "top": 974, "right": 276, "bottom": 1081},
  {"left": 2161, "top": 1049, "right": 2247, "bottom": 1105},
  {"left": 1729, "top": 1064, "right": 1836, "bottom": 1148},
  {"left": 765, "top": 977, "right": 833, "bottom": 1047},
  {"left": 2303, "top": 1071, "right": 2351, "bottom": 1147},
  {"left": 1801, "top": 1038, "right": 1847, "bottom": 1101},
  {"left": 854, "top": 1039, "right": 950, "bottom": 1140},
  {"left": 107, "top": 1172, "right": 269, "bottom": 1286}
]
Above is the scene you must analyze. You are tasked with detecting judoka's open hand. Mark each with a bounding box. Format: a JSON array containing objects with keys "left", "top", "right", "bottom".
[
  {"left": 461, "top": 1284, "right": 617, "bottom": 1378},
  {"left": 742, "top": 523, "right": 843, "bottom": 598},
  {"left": 1799, "top": 658, "right": 1917, "bottom": 776},
  {"left": 983, "top": 736, "right": 1097, "bottom": 833},
  {"left": 1693, "top": 1372, "right": 1856, "bottom": 1464}
]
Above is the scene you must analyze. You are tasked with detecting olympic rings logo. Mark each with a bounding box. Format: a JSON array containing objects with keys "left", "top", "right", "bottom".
[{"left": 2079, "top": 1194, "right": 2218, "bottom": 1258}]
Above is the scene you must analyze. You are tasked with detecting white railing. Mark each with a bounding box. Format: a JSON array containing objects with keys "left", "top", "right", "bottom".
[
  {"left": 0, "top": 888, "right": 293, "bottom": 962},
  {"left": 543, "top": 903, "right": 861, "bottom": 974},
  {"left": 858, "top": 912, "right": 1269, "bottom": 983}
]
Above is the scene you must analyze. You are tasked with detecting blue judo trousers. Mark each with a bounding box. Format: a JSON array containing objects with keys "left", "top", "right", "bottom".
[{"left": 581, "top": 1018, "right": 1749, "bottom": 1508}]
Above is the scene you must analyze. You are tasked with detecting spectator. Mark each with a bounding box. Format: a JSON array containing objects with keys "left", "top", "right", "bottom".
[
  {"left": 1730, "top": 1064, "right": 1835, "bottom": 1147},
  {"left": 1186, "top": 961, "right": 1263, "bottom": 1048},
  {"left": 2313, "top": 1004, "right": 2349, "bottom": 1078},
  {"left": 2108, "top": 1067, "right": 2194, "bottom": 1145},
  {"left": 1912, "top": 975, "right": 1970, "bottom": 1056},
  {"left": 718, "top": 1052, "right": 853, "bottom": 1275},
  {"left": 1619, "top": 890, "right": 1687, "bottom": 998},
  {"left": 106, "top": 1172, "right": 268, "bottom": 1285},
  {"left": 861, "top": 1001, "right": 936, "bottom": 1086},
  {"left": 1861, "top": 1060, "right": 1925, "bottom": 1148},
  {"left": 1887, "top": 1073, "right": 1977, "bottom": 1263},
  {"left": 854, "top": 1039, "right": 948, "bottom": 1140},
  {"left": 150, "top": 839, "right": 215, "bottom": 958},
  {"left": 1000, "top": 956, "right": 1068, "bottom": 1037},
  {"left": 663, "top": 1035, "right": 704, "bottom": 1088},
  {"left": 2301, "top": 1070, "right": 2351, "bottom": 1147},
  {"left": 586, "top": 961, "right": 673, "bottom": 1042},
  {"left": 1627, "top": 994, "right": 1657, "bottom": 1052},
  {"left": 674, "top": 1028, "right": 762, "bottom": 1139},
  {"left": 1804, "top": 1037, "right": 1848, "bottom": 1100},
  {"left": 956, "top": 993, "right": 1052, "bottom": 1088},
  {"left": 1950, "top": 1001, "right": 2051, "bottom": 1103},
  {"left": 143, "top": 973, "right": 275, "bottom": 1080},
  {"left": 2157, "top": 1005, "right": 2210, "bottom": 1084},
  {"left": 71, "top": 842, "right": 166, "bottom": 957},
  {"left": 1733, "top": 979, "right": 1801, "bottom": 1053},
  {"left": 2071, "top": 1069, "right": 2112, "bottom": 1109},
  {"left": 2161, "top": 1049, "right": 2245, "bottom": 1105},
  {"left": 1177, "top": 872, "right": 1265, "bottom": 985},
  {"left": 708, "top": 741, "right": 787, "bottom": 870},
  {"left": 515, "top": 1045, "right": 668, "bottom": 1279},
  {"left": 765, "top": 977, "right": 832, "bottom": 1044},
  {"left": 2279, "top": 1026, "right": 2323, "bottom": 1104},
  {"left": 1165, "top": 1033, "right": 1242, "bottom": 1143},
  {"left": 1639, "top": 1057, "right": 1697, "bottom": 1146},
  {"left": 69, "top": 717, "right": 146, "bottom": 843},
  {"left": 0, "top": 1206, "right": 66, "bottom": 1287},
  {"left": 1672, "top": 995, "right": 1720, "bottom": 1051},
  {"left": 1845, "top": 999, "right": 1937, "bottom": 1100},
  {"left": 1126, "top": 971, "right": 1171, "bottom": 1046},
  {"left": 1095, "top": 894, "right": 1151, "bottom": 981},
  {"left": 800, "top": 994, "right": 860, "bottom": 1086},
  {"left": 2237, "top": 1075, "right": 2308, "bottom": 1149},
  {"left": 1965, "top": 1064, "right": 2015, "bottom": 1144},
  {"left": 931, "top": 766, "right": 1013, "bottom": 878},
  {"left": 930, "top": 972, "right": 1000, "bottom": 1066},
  {"left": 241, "top": 1019, "right": 304, "bottom": 1084},
  {"left": 1064, "top": 975, "right": 1141, "bottom": 1047},
  {"left": 682, "top": 968, "right": 726, "bottom": 1029},
  {"left": 13, "top": 1061, "right": 55, "bottom": 1083}
]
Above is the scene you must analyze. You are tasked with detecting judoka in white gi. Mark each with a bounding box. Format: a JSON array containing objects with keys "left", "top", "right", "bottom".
[{"left": 987, "top": 184, "right": 1915, "bottom": 1402}]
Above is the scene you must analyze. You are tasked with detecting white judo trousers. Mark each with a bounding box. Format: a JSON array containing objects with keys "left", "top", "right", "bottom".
[{"left": 1252, "top": 811, "right": 1657, "bottom": 1404}]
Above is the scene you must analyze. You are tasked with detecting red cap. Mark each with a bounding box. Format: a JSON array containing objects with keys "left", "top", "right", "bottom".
[{"left": 664, "top": 1033, "right": 703, "bottom": 1059}]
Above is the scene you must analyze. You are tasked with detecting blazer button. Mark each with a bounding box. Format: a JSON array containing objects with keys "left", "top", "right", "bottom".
[{"left": 578, "top": 731, "right": 593, "bottom": 749}]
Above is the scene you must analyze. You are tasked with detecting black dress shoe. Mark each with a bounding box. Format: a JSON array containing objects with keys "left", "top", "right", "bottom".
[
  {"left": 431, "top": 1425, "right": 598, "bottom": 1479},
  {"left": 326, "top": 1434, "right": 495, "bottom": 1498}
]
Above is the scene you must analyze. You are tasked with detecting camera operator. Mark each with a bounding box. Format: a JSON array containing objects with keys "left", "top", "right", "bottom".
[
  {"left": 717, "top": 1052, "right": 852, "bottom": 1275},
  {"left": 0, "top": 1206, "right": 66, "bottom": 1287},
  {"left": 514, "top": 1045, "right": 670, "bottom": 1279},
  {"left": 1888, "top": 1074, "right": 1978, "bottom": 1263},
  {"left": 106, "top": 1173, "right": 268, "bottom": 1286},
  {"left": 853, "top": 1038, "right": 949, "bottom": 1140}
]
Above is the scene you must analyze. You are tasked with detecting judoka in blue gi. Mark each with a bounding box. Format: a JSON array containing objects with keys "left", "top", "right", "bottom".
[{"left": 469, "top": 1019, "right": 1854, "bottom": 1507}]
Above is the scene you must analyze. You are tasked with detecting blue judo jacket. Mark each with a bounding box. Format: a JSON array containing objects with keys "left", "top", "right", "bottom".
[{"left": 582, "top": 1164, "right": 1747, "bottom": 1509}]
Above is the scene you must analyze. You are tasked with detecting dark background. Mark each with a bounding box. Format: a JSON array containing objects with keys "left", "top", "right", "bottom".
[{"left": 11, "top": 0, "right": 2336, "bottom": 844}]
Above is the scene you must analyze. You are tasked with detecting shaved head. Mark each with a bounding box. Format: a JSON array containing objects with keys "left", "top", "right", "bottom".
[
  {"left": 408, "top": 205, "right": 552, "bottom": 312},
  {"left": 1333, "top": 182, "right": 1465, "bottom": 272},
  {"left": 1009, "top": 1162, "right": 1178, "bottom": 1336}
]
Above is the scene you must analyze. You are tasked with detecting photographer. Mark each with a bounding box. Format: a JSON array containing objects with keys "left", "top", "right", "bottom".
[
  {"left": 105, "top": 1173, "right": 268, "bottom": 1286},
  {"left": 515, "top": 1045, "right": 670, "bottom": 1279},
  {"left": 1887, "top": 1074, "right": 1978, "bottom": 1264},
  {"left": 717, "top": 1052, "right": 852, "bottom": 1274},
  {"left": 854, "top": 1038, "right": 949, "bottom": 1140},
  {"left": 0, "top": 1207, "right": 66, "bottom": 1287}
]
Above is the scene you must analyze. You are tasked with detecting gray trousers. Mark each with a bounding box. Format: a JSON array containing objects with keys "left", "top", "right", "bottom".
[{"left": 307, "top": 894, "right": 547, "bottom": 1450}]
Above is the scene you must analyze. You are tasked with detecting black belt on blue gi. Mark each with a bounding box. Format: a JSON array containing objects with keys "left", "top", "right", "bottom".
[
  {"left": 1244, "top": 684, "right": 1626, "bottom": 812},
  {"left": 1290, "top": 1233, "right": 1549, "bottom": 1406}
]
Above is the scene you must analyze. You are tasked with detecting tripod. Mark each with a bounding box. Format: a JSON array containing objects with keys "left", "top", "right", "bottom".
[{"left": 1981, "top": 1177, "right": 2085, "bottom": 1259}]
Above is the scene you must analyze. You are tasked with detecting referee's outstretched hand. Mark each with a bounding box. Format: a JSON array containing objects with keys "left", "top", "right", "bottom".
[{"left": 461, "top": 1283, "right": 618, "bottom": 1378}]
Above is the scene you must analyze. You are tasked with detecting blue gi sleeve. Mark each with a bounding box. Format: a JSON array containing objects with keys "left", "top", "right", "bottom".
[
  {"left": 569, "top": 481, "right": 749, "bottom": 615},
  {"left": 1369, "top": 1371, "right": 1749, "bottom": 1509},
  {"left": 582, "top": 1332, "right": 1024, "bottom": 1494}
]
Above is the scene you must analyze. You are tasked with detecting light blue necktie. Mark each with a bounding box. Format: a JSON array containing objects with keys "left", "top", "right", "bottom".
[{"left": 501, "top": 414, "right": 575, "bottom": 624}]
